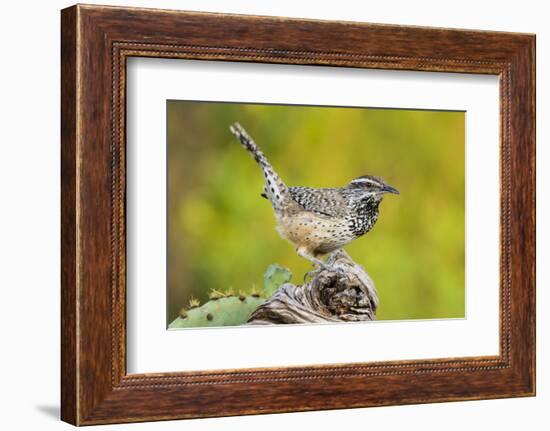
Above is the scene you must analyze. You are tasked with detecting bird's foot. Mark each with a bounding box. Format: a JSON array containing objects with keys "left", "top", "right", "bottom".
[
  {"left": 296, "top": 248, "right": 347, "bottom": 281},
  {"left": 303, "top": 261, "right": 332, "bottom": 282},
  {"left": 318, "top": 262, "right": 347, "bottom": 278},
  {"left": 303, "top": 263, "right": 347, "bottom": 282}
]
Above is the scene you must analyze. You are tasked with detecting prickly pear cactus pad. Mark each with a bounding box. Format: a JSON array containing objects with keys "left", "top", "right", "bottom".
[
  {"left": 168, "top": 265, "right": 293, "bottom": 329},
  {"left": 168, "top": 296, "right": 266, "bottom": 328},
  {"left": 263, "top": 264, "right": 292, "bottom": 297}
]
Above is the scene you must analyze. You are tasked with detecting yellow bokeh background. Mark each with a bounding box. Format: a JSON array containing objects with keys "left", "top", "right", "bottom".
[{"left": 167, "top": 101, "right": 465, "bottom": 325}]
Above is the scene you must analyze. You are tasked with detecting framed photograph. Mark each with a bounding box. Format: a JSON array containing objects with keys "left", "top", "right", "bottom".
[{"left": 61, "top": 4, "right": 535, "bottom": 425}]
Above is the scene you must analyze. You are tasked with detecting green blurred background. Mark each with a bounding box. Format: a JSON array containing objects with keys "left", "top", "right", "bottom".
[{"left": 167, "top": 101, "right": 465, "bottom": 325}]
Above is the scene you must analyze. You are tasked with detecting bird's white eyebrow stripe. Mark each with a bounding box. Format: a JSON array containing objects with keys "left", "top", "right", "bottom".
[{"left": 351, "top": 178, "right": 381, "bottom": 186}]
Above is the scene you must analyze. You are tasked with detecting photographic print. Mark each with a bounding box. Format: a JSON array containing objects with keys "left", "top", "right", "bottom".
[{"left": 167, "top": 101, "right": 465, "bottom": 329}]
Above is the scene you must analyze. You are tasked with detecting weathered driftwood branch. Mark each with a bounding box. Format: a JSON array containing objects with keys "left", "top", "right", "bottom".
[{"left": 248, "top": 250, "right": 378, "bottom": 325}]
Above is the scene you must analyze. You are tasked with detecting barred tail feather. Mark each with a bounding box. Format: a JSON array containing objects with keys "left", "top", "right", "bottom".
[{"left": 229, "top": 122, "right": 291, "bottom": 212}]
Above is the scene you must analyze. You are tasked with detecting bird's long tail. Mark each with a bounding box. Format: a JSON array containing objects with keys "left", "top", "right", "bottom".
[{"left": 229, "top": 122, "right": 293, "bottom": 212}]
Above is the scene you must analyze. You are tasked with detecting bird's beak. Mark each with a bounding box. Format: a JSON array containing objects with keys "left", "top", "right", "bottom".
[{"left": 382, "top": 184, "right": 400, "bottom": 195}]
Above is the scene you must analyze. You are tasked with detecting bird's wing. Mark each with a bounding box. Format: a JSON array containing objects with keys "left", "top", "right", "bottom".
[{"left": 288, "top": 187, "right": 349, "bottom": 218}]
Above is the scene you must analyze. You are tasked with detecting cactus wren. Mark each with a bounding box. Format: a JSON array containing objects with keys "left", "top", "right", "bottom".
[{"left": 229, "top": 122, "right": 399, "bottom": 270}]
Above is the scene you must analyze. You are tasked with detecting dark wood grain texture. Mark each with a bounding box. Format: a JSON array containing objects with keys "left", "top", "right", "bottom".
[
  {"left": 60, "top": 4, "right": 535, "bottom": 425},
  {"left": 60, "top": 6, "right": 78, "bottom": 425}
]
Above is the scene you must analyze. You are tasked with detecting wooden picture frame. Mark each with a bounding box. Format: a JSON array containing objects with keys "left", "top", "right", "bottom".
[{"left": 61, "top": 4, "right": 535, "bottom": 425}]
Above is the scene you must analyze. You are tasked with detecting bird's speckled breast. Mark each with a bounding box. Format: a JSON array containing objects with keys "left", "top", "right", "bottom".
[{"left": 275, "top": 212, "right": 356, "bottom": 255}]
